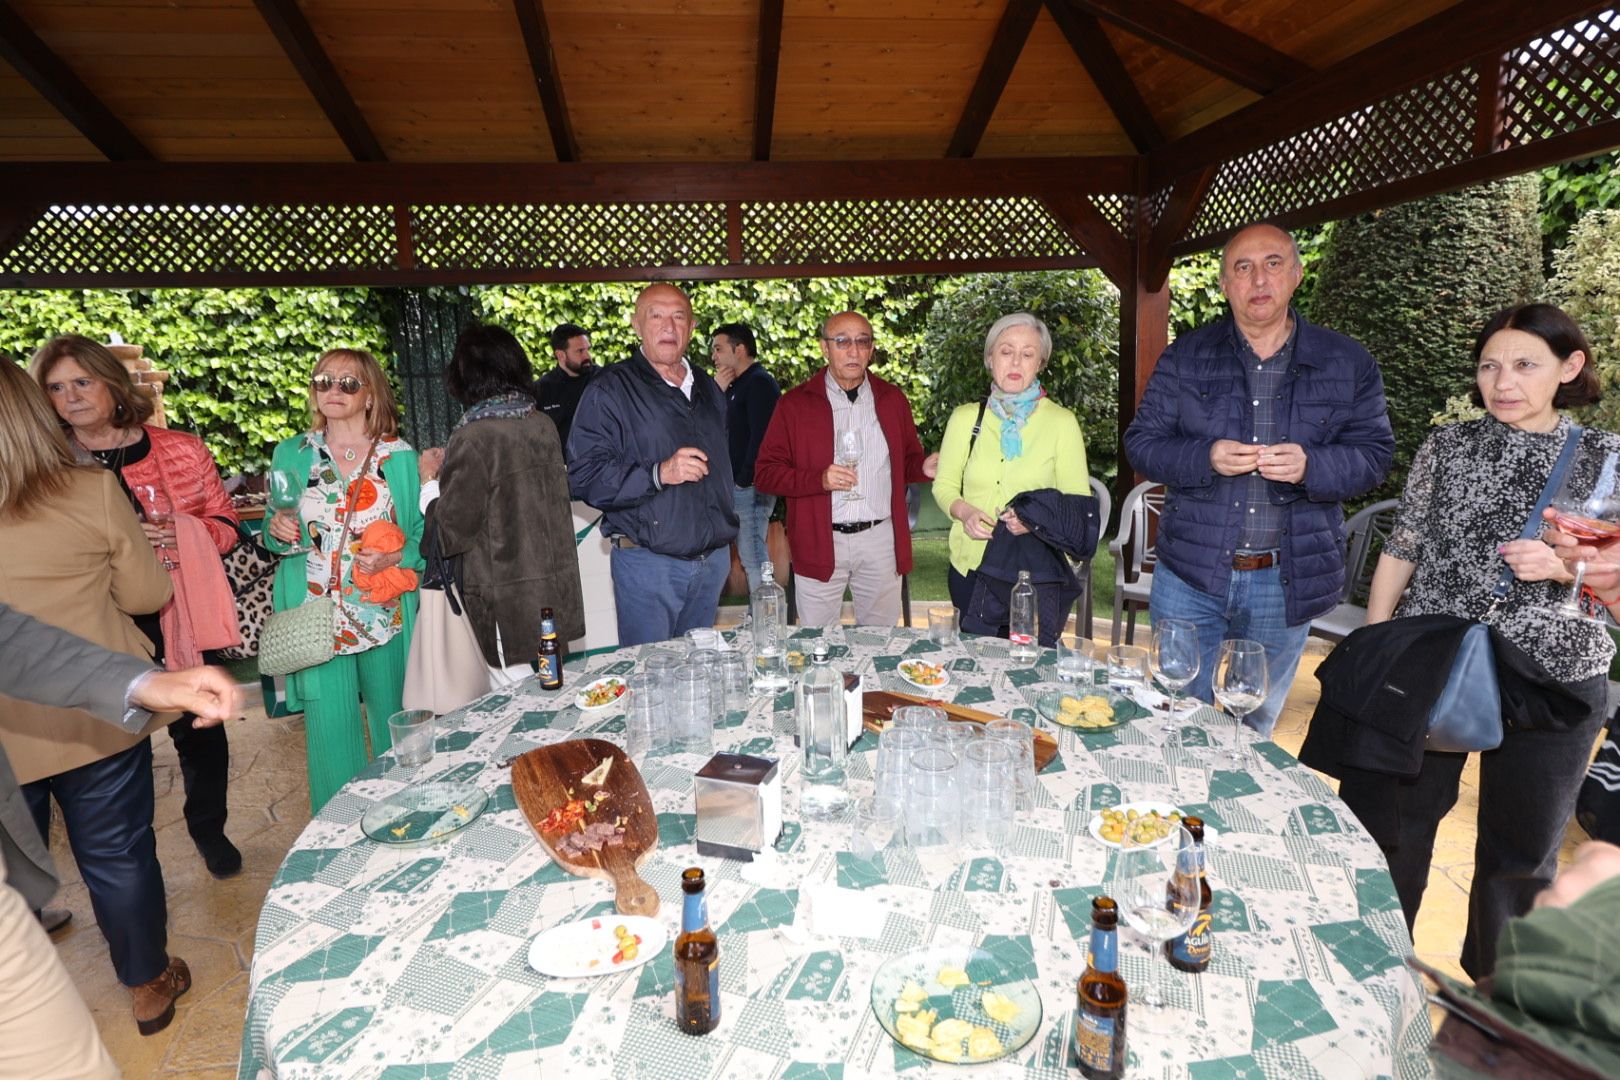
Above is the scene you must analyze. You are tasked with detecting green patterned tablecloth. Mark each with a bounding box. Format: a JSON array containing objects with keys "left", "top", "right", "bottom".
[{"left": 240, "top": 627, "right": 1432, "bottom": 1079}]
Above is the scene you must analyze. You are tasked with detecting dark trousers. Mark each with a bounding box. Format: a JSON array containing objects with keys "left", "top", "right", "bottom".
[
  {"left": 168, "top": 715, "right": 229, "bottom": 843},
  {"left": 1339, "top": 672, "right": 1608, "bottom": 979},
  {"left": 23, "top": 740, "right": 169, "bottom": 987}
]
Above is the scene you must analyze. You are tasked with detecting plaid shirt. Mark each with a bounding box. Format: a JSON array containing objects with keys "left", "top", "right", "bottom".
[{"left": 1234, "top": 318, "right": 1298, "bottom": 553}]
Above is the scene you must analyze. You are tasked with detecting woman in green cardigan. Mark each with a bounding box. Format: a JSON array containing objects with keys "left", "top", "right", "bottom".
[
  {"left": 263, "top": 348, "right": 423, "bottom": 810},
  {"left": 932, "top": 313, "right": 1089, "bottom": 614}
]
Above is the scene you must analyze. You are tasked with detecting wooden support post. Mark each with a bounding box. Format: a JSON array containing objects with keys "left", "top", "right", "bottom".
[
  {"left": 1473, "top": 53, "right": 1506, "bottom": 158},
  {"left": 1117, "top": 194, "right": 1170, "bottom": 498}
]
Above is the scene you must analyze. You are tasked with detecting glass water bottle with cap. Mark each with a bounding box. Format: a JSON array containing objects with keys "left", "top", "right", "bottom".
[
  {"left": 797, "top": 642, "right": 849, "bottom": 818},
  {"left": 1009, "top": 570, "right": 1039, "bottom": 661},
  {"left": 751, "top": 561, "right": 791, "bottom": 692}
]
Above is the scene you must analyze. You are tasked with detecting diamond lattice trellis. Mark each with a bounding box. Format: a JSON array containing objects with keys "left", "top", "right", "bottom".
[
  {"left": 1500, "top": 11, "right": 1620, "bottom": 148},
  {"left": 738, "top": 197, "right": 1082, "bottom": 265},
  {"left": 409, "top": 202, "right": 729, "bottom": 270},
  {"left": 0, "top": 203, "right": 398, "bottom": 277}
]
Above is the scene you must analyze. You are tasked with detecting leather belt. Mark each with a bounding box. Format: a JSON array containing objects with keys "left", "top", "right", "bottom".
[
  {"left": 1232, "top": 550, "right": 1278, "bottom": 571},
  {"left": 611, "top": 536, "right": 639, "bottom": 549},
  {"left": 831, "top": 519, "right": 885, "bottom": 535}
]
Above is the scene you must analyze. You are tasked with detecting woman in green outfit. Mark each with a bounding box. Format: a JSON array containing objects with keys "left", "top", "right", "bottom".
[
  {"left": 263, "top": 348, "right": 423, "bottom": 810},
  {"left": 932, "top": 312, "right": 1089, "bottom": 614}
]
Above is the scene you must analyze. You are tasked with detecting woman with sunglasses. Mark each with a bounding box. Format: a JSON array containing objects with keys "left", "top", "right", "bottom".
[{"left": 263, "top": 349, "right": 423, "bottom": 810}]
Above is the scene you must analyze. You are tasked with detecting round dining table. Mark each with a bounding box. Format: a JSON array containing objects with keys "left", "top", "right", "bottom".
[{"left": 239, "top": 624, "right": 1433, "bottom": 1079}]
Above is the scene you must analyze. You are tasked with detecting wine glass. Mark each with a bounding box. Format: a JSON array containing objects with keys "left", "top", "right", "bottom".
[
  {"left": 1550, "top": 448, "right": 1620, "bottom": 620},
  {"left": 834, "top": 425, "right": 863, "bottom": 507},
  {"left": 1148, "top": 619, "right": 1200, "bottom": 735},
  {"left": 136, "top": 484, "right": 179, "bottom": 570},
  {"left": 1212, "top": 639, "right": 1268, "bottom": 767},
  {"left": 1113, "top": 822, "right": 1200, "bottom": 1033},
  {"left": 267, "top": 468, "right": 307, "bottom": 553}
]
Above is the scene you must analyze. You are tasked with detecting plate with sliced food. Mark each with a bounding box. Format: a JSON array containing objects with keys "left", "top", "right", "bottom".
[
  {"left": 576, "top": 677, "right": 627, "bottom": 711},
  {"left": 897, "top": 659, "right": 950, "bottom": 691},
  {"left": 1034, "top": 688, "right": 1146, "bottom": 731},
  {"left": 528, "top": 914, "right": 667, "bottom": 978},
  {"left": 870, "top": 944, "right": 1041, "bottom": 1064},
  {"left": 1088, "top": 801, "right": 1211, "bottom": 849}
]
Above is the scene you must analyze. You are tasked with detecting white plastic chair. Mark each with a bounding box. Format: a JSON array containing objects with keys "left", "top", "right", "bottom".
[
  {"left": 1310, "top": 497, "right": 1401, "bottom": 642},
  {"left": 1108, "top": 480, "right": 1165, "bottom": 646}
]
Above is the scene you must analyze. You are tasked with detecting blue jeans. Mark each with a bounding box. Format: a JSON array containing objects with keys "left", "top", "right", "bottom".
[
  {"left": 733, "top": 486, "right": 774, "bottom": 592},
  {"left": 611, "top": 543, "right": 731, "bottom": 646},
  {"left": 1148, "top": 561, "right": 1310, "bottom": 737}
]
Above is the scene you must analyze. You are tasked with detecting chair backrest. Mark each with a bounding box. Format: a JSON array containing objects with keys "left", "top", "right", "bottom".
[
  {"left": 1089, "top": 476, "right": 1112, "bottom": 548},
  {"left": 1341, "top": 497, "right": 1401, "bottom": 605},
  {"left": 1109, "top": 480, "right": 1165, "bottom": 581}
]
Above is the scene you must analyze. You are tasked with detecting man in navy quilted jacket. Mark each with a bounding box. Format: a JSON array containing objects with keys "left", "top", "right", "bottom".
[{"left": 1124, "top": 222, "right": 1393, "bottom": 736}]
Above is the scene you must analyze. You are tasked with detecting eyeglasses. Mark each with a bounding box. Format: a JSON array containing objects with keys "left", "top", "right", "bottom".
[
  {"left": 822, "top": 335, "right": 874, "bottom": 351},
  {"left": 312, "top": 374, "right": 363, "bottom": 395}
]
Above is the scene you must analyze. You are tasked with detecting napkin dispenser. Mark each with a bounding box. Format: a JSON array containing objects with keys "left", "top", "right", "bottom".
[{"left": 694, "top": 752, "right": 782, "bottom": 860}]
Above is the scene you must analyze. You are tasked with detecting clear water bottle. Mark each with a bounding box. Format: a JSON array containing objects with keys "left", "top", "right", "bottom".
[
  {"left": 1008, "top": 570, "right": 1039, "bottom": 661},
  {"left": 751, "top": 560, "right": 791, "bottom": 692},
  {"left": 797, "top": 642, "right": 849, "bottom": 819}
]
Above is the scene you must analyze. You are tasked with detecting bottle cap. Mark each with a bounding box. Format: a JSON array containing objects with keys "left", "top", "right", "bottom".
[
  {"left": 812, "top": 642, "right": 831, "bottom": 664},
  {"left": 760, "top": 560, "right": 774, "bottom": 577}
]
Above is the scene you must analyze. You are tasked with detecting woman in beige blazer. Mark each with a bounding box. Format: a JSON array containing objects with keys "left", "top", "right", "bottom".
[{"left": 0, "top": 360, "right": 193, "bottom": 1037}]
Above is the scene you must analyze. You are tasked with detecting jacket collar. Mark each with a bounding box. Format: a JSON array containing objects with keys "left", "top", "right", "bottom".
[{"left": 1219, "top": 308, "right": 1330, "bottom": 369}]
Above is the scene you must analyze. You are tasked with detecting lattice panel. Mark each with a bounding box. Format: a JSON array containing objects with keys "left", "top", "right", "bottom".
[
  {"left": 739, "top": 197, "right": 1082, "bottom": 265},
  {"left": 1188, "top": 67, "right": 1479, "bottom": 243},
  {"left": 1500, "top": 12, "right": 1620, "bottom": 148},
  {"left": 0, "top": 204, "right": 398, "bottom": 276},
  {"left": 1089, "top": 193, "right": 1133, "bottom": 236},
  {"left": 409, "top": 203, "right": 728, "bottom": 270},
  {"left": 1140, "top": 188, "right": 1170, "bottom": 233}
]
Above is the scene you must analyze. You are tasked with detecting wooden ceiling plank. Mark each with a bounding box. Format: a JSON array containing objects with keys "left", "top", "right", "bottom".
[
  {"left": 1065, "top": 0, "right": 1310, "bottom": 95},
  {"left": 947, "top": 0, "right": 1042, "bottom": 158},
  {"left": 0, "top": 0, "right": 151, "bottom": 160},
  {"left": 250, "top": 0, "right": 387, "bottom": 162},
  {"left": 752, "top": 0, "right": 783, "bottom": 161},
  {"left": 1043, "top": 0, "right": 1162, "bottom": 151},
  {"left": 511, "top": 0, "right": 576, "bottom": 161},
  {"left": 1150, "top": 0, "right": 1609, "bottom": 187}
]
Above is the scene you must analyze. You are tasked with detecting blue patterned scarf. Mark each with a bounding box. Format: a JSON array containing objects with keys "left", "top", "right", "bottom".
[
  {"left": 988, "top": 382, "right": 1044, "bottom": 459},
  {"left": 456, "top": 391, "right": 534, "bottom": 429}
]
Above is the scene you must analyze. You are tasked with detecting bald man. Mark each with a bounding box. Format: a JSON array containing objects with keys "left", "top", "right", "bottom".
[
  {"left": 1125, "top": 221, "right": 1393, "bottom": 736},
  {"left": 568, "top": 284, "right": 738, "bottom": 645}
]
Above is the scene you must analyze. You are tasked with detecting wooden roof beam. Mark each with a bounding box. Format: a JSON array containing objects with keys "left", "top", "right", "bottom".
[
  {"left": 0, "top": 0, "right": 151, "bottom": 161},
  {"left": 251, "top": 0, "right": 385, "bottom": 163},
  {"left": 948, "top": 0, "right": 1043, "bottom": 158},
  {"left": 1044, "top": 0, "right": 1162, "bottom": 151},
  {"left": 1064, "top": 0, "right": 1310, "bottom": 96},
  {"left": 513, "top": 0, "right": 578, "bottom": 163},
  {"left": 1143, "top": 164, "right": 1217, "bottom": 290},
  {"left": 752, "top": 0, "right": 784, "bottom": 161}
]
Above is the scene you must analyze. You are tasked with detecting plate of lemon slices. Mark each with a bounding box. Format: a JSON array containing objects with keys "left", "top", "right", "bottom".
[{"left": 869, "top": 944, "right": 1041, "bottom": 1064}]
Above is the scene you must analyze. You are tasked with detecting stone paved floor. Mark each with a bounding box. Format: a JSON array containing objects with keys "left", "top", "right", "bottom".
[{"left": 47, "top": 626, "right": 1595, "bottom": 1077}]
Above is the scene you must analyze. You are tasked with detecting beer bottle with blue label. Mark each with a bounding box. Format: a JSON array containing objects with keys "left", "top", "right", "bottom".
[
  {"left": 675, "top": 866, "right": 720, "bottom": 1034},
  {"left": 536, "top": 607, "right": 563, "bottom": 691},
  {"left": 1075, "top": 895, "right": 1127, "bottom": 1078},
  {"left": 1165, "top": 816, "right": 1213, "bottom": 972}
]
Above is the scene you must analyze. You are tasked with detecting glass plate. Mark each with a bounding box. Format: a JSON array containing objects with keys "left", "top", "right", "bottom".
[
  {"left": 869, "top": 944, "right": 1042, "bottom": 1064},
  {"left": 361, "top": 781, "right": 488, "bottom": 845},
  {"left": 1034, "top": 688, "right": 1145, "bottom": 731}
]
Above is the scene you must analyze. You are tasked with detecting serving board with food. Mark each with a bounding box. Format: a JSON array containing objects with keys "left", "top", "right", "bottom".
[
  {"left": 862, "top": 689, "right": 1058, "bottom": 773},
  {"left": 512, "top": 739, "right": 660, "bottom": 915}
]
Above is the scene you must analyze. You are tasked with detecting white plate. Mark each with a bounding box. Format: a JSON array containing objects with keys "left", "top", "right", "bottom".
[
  {"left": 528, "top": 914, "right": 667, "bottom": 978},
  {"left": 575, "top": 677, "right": 628, "bottom": 711},
  {"left": 897, "top": 661, "right": 951, "bottom": 692},
  {"left": 1087, "top": 801, "right": 1214, "bottom": 849}
]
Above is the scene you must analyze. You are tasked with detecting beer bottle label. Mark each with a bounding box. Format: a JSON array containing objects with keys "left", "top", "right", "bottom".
[
  {"left": 536, "top": 654, "right": 558, "bottom": 685},
  {"left": 1074, "top": 1010, "right": 1118, "bottom": 1070},
  {"left": 1169, "top": 912, "right": 1213, "bottom": 967}
]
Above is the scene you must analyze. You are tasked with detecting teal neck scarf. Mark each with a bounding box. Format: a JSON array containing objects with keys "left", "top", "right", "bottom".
[{"left": 988, "top": 382, "right": 1043, "bottom": 459}]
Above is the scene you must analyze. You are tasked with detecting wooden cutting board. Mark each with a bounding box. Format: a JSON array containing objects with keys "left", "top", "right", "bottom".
[
  {"left": 512, "top": 739, "right": 660, "bottom": 916},
  {"left": 862, "top": 688, "right": 1059, "bottom": 772}
]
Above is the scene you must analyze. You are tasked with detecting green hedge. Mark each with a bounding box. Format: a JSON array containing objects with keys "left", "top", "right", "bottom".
[{"left": 1547, "top": 207, "right": 1620, "bottom": 434}]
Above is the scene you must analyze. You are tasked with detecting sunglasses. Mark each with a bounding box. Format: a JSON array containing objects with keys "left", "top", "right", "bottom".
[{"left": 312, "top": 374, "right": 364, "bottom": 395}]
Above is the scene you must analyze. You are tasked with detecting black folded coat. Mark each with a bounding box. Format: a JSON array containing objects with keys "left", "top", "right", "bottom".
[{"left": 961, "top": 487, "right": 1101, "bottom": 646}]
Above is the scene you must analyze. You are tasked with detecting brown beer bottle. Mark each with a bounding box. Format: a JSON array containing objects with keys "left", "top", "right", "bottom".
[
  {"left": 1165, "top": 816, "right": 1213, "bottom": 972},
  {"left": 536, "top": 607, "right": 563, "bottom": 691},
  {"left": 1074, "top": 895, "right": 1127, "bottom": 1078},
  {"left": 674, "top": 866, "right": 720, "bottom": 1035}
]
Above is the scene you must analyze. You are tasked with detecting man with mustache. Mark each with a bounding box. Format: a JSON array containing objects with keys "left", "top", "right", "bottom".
[
  {"left": 533, "top": 321, "right": 596, "bottom": 458},
  {"left": 568, "top": 284, "right": 738, "bottom": 646},
  {"left": 1124, "top": 222, "right": 1394, "bottom": 736}
]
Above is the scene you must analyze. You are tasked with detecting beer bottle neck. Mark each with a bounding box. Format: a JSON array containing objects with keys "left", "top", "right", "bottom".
[
  {"left": 682, "top": 888, "right": 709, "bottom": 933},
  {"left": 1087, "top": 923, "right": 1117, "bottom": 974}
]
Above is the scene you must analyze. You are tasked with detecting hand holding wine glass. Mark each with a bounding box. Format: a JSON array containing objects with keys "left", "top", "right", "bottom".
[
  {"left": 834, "top": 426, "right": 863, "bottom": 506},
  {"left": 1113, "top": 822, "right": 1200, "bottom": 1033},
  {"left": 136, "top": 484, "right": 180, "bottom": 570},
  {"left": 1148, "top": 619, "right": 1200, "bottom": 736},
  {"left": 1212, "top": 639, "right": 1268, "bottom": 766},
  {"left": 1549, "top": 448, "right": 1620, "bottom": 619}
]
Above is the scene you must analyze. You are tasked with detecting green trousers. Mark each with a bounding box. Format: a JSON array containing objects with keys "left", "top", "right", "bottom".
[{"left": 293, "top": 631, "right": 410, "bottom": 812}]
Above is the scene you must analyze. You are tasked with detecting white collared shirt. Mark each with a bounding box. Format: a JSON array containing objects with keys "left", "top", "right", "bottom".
[
  {"left": 658, "top": 360, "right": 694, "bottom": 400},
  {"left": 824, "top": 372, "right": 892, "bottom": 523}
]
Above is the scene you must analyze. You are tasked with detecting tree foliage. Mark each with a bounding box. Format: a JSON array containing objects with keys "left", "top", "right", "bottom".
[
  {"left": 1540, "top": 150, "right": 1620, "bottom": 270},
  {"left": 915, "top": 270, "right": 1121, "bottom": 481},
  {"left": 1305, "top": 175, "right": 1543, "bottom": 500},
  {"left": 1546, "top": 207, "right": 1620, "bottom": 433}
]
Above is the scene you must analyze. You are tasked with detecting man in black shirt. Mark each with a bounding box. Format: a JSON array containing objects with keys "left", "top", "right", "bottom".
[
  {"left": 712, "top": 322, "right": 780, "bottom": 592},
  {"left": 533, "top": 322, "right": 596, "bottom": 456}
]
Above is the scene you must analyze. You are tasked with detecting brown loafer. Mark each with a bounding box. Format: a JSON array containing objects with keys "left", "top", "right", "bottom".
[{"left": 131, "top": 956, "right": 191, "bottom": 1036}]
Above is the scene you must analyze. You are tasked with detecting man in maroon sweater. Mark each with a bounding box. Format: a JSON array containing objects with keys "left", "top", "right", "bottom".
[{"left": 754, "top": 311, "right": 937, "bottom": 627}]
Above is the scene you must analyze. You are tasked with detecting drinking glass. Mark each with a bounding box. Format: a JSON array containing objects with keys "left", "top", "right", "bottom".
[
  {"left": 1213, "top": 639, "right": 1268, "bottom": 767},
  {"left": 1055, "top": 633, "right": 1089, "bottom": 683},
  {"left": 136, "top": 484, "right": 180, "bottom": 570},
  {"left": 849, "top": 796, "right": 898, "bottom": 871},
  {"left": 1106, "top": 644, "right": 1150, "bottom": 695},
  {"left": 835, "top": 425, "right": 864, "bottom": 506},
  {"left": 875, "top": 727, "right": 929, "bottom": 820},
  {"left": 625, "top": 691, "right": 659, "bottom": 761},
  {"left": 907, "top": 746, "right": 959, "bottom": 847},
  {"left": 929, "top": 720, "right": 979, "bottom": 757},
  {"left": 387, "top": 709, "right": 435, "bottom": 773},
  {"left": 718, "top": 651, "right": 751, "bottom": 713},
  {"left": 928, "top": 605, "right": 959, "bottom": 646},
  {"left": 685, "top": 627, "right": 721, "bottom": 652},
  {"left": 890, "top": 705, "right": 945, "bottom": 737},
  {"left": 960, "top": 738, "right": 1014, "bottom": 847},
  {"left": 1550, "top": 448, "right": 1620, "bottom": 619},
  {"left": 1113, "top": 822, "right": 1200, "bottom": 1033},
  {"left": 1149, "top": 619, "right": 1200, "bottom": 734},
  {"left": 641, "top": 652, "right": 682, "bottom": 752},
  {"left": 671, "top": 664, "right": 712, "bottom": 755},
  {"left": 687, "top": 648, "right": 723, "bottom": 719},
  {"left": 985, "top": 717, "right": 1035, "bottom": 812}
]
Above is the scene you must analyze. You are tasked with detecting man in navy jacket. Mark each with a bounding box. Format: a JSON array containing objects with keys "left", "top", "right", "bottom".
[
  {"left": 1124, "top": 223, "right": 1393, "bottom": 735},
  {"left": 568, "top": 284, "right": 739, "bottom": 646}
]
